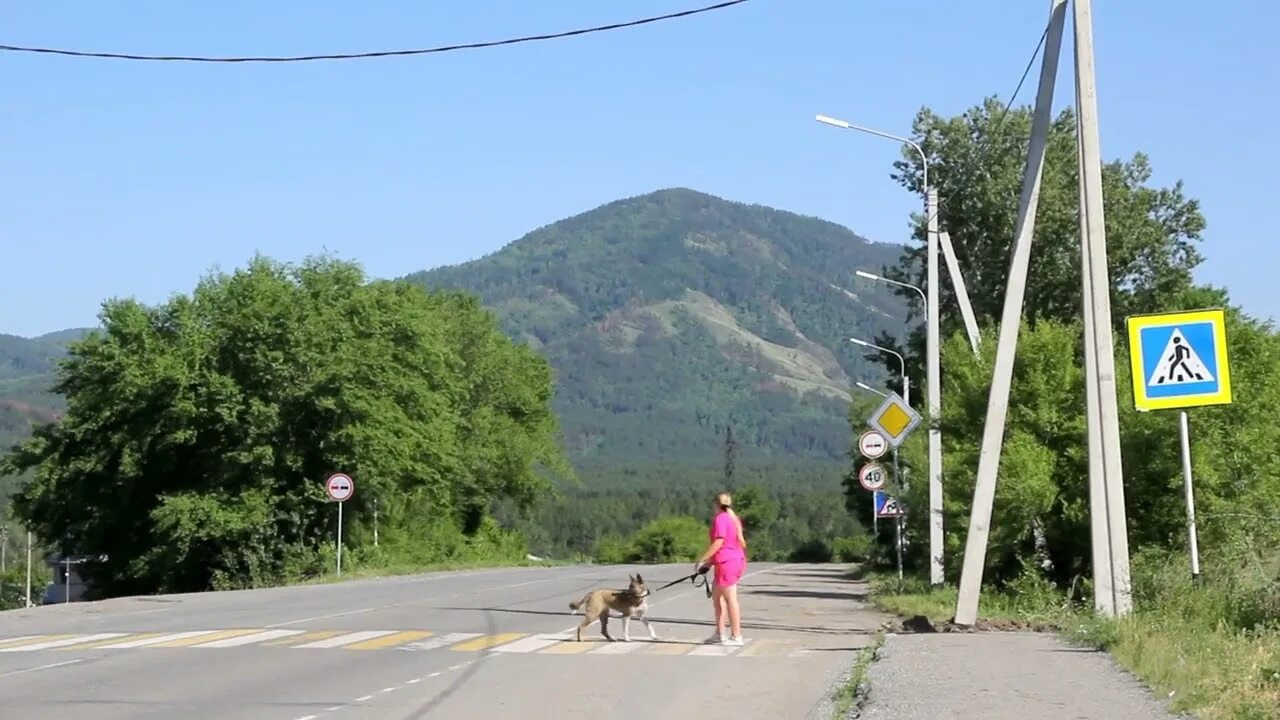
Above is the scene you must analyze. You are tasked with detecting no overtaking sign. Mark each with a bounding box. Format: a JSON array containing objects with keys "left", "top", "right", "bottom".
[{"left": 326, "top": 473, "right": 354, "bottom": 502}]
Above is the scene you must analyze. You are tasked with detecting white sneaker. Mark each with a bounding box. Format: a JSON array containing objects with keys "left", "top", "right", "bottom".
[
  {"left": 723, "top": 635, "right": 744, "bottom": 646},
  {"left": 703, "top": 632, "right": 723, "bottom": 644}
]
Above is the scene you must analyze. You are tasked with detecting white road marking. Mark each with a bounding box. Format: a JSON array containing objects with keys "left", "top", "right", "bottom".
[
  {"left": 490, "top": 633, "right": 564, "bottom": 653},
  {"left": 590, "top": 640, "right": 648, "bottom": 654},
  {"left": 194, "top": 629, "right": 304, "bottom": 647},
  {"left": 0, "top": 659, "right": 85, "bottom": 678},
  {"left": 292, "top": 631, "right": 395, "bottom": 649},
  {"left": 95, "top": 630, "right": 221, "bottom": 648},
  {"left": 398, "top": 632, "right": 481, "bottom": 652},
  {"left": 0, "top": 633, "right": 125, "bottom": 652},
  {"left": 354, "top": 694, "right": 374, "bottom": 702}
]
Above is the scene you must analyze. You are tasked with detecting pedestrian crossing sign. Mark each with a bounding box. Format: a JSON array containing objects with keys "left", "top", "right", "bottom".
[
  {"left": 874, "top": 491, "right": 905, "bottom": 517},
  {"left": 1126, "top": 308, "right": 1232, "bottom": 412}
]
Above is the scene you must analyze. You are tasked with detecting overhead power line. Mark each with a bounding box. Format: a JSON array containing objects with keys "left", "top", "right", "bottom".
[{"left": 0, "top": 0, "right": 750, "bottom": 63}]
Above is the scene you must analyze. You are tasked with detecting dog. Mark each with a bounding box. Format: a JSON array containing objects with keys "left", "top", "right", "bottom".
[{"left": 567, "top": 573, "right": 659, "bottom": 642}]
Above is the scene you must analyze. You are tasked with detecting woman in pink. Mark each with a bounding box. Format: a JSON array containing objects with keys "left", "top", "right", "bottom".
[{"left": 695, "top": 492, "right": 747, "bottom": 645}]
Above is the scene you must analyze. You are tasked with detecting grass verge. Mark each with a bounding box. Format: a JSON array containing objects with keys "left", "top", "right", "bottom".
[{"left": 831, "top": 631, "right": 885, "bottom": 719}]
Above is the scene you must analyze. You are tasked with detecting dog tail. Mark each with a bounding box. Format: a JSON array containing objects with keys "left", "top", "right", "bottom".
[{"left": 568, "top": 593, "right": 589, "bottom": 612}]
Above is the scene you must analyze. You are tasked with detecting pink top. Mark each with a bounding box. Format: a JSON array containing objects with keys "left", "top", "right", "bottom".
[{"left": 710, "top": 510, "right": 746, "bottom": 564}]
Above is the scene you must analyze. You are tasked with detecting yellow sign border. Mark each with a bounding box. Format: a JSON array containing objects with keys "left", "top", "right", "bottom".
[
  {"left": 866, "top": 393, "right": 921, "bottom": 447},
  {"left": 1125, "top": 308, "right": 1232, "bottom": 412}
]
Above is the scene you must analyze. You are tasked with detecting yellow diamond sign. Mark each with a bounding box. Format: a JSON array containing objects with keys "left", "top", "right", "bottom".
[{"left": 867, "top": 393, "right": 922, "bottom": 448}]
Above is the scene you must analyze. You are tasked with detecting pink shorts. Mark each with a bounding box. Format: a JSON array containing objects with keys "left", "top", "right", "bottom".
[{"left": 714, "top": 556, "right": 746, "bottom": 587}]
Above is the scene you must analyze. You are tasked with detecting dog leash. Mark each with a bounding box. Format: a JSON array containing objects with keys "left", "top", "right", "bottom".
[{"left": 652, "top": 564, "right": 713, "bottom": 598}]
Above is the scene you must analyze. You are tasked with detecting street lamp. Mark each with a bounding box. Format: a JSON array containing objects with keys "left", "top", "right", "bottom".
[
  {"left": 848, "top": 337, "right": 908, "bottom": 407},
  {"left": 854, "top": 381, "right": 888, "bottom": 398},
  {"left": 821, "top": 112, "right": 945, "bottom": 587},
  {"left": 856, "top": 269, "right": 926, "bottom": 308}
]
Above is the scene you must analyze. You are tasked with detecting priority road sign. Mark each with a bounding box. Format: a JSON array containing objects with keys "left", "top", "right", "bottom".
[
  {"left": 858, "top": 430, "right": 888, "bottom": 460},
  {"left": 1126, "top": 308, "right": 1232, "bottom": 411},
  {"left": 874, "top": 491, "right": 905, "bottom": 517},
  {"left": 866, "top": 392, "right": 922, "bottom": 448},
  {"left": 858, "top": 463, "right": 887, "bottom": 492},
  {"left": 325, "top": 473, "right": 355, "bottom": 502}
]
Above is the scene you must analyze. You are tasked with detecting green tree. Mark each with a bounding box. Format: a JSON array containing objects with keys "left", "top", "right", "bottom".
[
  {"left": 3, "top": 255, "right": 570, "bottom": 596},
  {"left": 864, "top": 98, "right": 1212, "bottom": 388}
]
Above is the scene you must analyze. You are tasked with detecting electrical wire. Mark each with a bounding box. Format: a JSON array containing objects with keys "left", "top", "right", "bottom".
[{"left": 0, "top": 0, "right": 750, "bottom": 63}]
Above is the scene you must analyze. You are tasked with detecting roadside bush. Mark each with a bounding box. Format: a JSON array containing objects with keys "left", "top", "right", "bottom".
[{"left": 789, "top": 538, "right": 834, "bottom": 563}]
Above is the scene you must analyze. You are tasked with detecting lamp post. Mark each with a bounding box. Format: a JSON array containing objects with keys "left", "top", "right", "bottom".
[
  {"left": 848, "top": 337, "right": 908, "bottom": 407},
  {"left": 820, "top": 113, "right": 944, "bottom": 586}
]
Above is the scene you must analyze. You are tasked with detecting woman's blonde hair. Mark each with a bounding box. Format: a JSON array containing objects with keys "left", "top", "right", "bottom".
[{"left": 716, "top": 492, "right": 733, "bottom": 510}]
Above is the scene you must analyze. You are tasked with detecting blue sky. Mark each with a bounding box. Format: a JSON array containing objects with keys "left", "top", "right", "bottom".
[{"left": 2, "top": 1, "right": 1275, "bottom": 337}]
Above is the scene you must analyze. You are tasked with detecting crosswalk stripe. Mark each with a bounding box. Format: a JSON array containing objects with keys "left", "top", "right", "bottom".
[
  {"left": 398, "top": 632, "right": 481, "bottom": 652},
  {"left": 61, "top": 633, "right": 165, "bottom": 650},
  {"left": 268, "top": 630, "right": 345, "bottom": 646},
  {"left": 645, "top": 641, "right": 697, "bottom": 655},
  {"left": 292, "top": 631, "right": 397, "bottom": 649},
  {"left": 97, "top": 631, "right": 223, "bottom": 649},
  {"left": 491, "top": 633, "right": 565, "bottom": 654},
  {"left": 344, "top": 631, "right": 434, "bottom": 650},
  {"left": 687, "top": 641, "right": 748, "bottom": 656},
  {"left": 0, "top": 633, "right": 125, "bottom": 652},
  {"left": 539, "top": 639, "right": 599, "bottom": 654},
  {"left": 0, "top": 635, "right": 51, "bottom": 649},
  {"left": 449, "top": 633, "right": 526, "bottom": 652},
  {"left": 194, "top": 629, "right": 305, "bottom": 648},
  {"left": 589, "top": 640, "right": 648, "bottom": 655},
  {"left": 738, "top": 639, "right": 780, "bottom": 657},
  {"left": 149, "top": 629, "right": 260, "bottom": 647}
]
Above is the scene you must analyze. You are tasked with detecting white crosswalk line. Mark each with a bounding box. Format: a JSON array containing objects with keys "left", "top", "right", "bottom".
[
  {"left": 0, "top": 633, "right": 126, "bottom": 652},
  {"left": 491, "top": 634, "right": 565, "bottom": 653},
  {"left": 589, "top": 640, "right": 648, "bottom": 654},
  {"left": 397, "top": 632, "right": 482, "bottom": 652},
  {"left": 95, "top": 631, "right": 222, "bottom": 649},
  {"left": 193, "top": 629, "right": 304, "bottom": 648},
  {"left": 291, "top": 631, "right": 396, "bottom": 649},
  {"left": 687, "top": 640, "right": 749, "bottom": 656}
]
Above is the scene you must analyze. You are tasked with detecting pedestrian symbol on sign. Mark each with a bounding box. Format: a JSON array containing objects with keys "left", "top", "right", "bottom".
[{"left": 1150, "top": 330, "right": 1212, "bottom": 386}]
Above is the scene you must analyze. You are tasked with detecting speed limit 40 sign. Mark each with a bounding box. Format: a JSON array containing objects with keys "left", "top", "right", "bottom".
[{"left": 858, "top": 463, "right": 887, "bottom": 492}]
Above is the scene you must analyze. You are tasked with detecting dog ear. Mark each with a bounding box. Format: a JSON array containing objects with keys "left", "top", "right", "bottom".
[
  {"left": 629, "top": 574, "right": 635, "bottom": 582},
  {"left": 635, "top": 573, "right": 643, "bottom": 583}
]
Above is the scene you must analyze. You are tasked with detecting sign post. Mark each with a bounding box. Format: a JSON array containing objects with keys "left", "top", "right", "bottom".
[
  {"left": 1126, "top": 308, "right": 1232, "bottom": 580},
  {"left": 325, "top": 473, "right": 355, "bottom": 576},
  {"left": 859, "top": 430, "right": 888, "bottom": 536},
  {"left": 865, "top": 394, "right": 922, "bottom": 584}
]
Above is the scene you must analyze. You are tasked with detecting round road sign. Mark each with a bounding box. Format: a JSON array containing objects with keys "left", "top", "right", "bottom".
[
  {"left": 325, "top": 473, "right": 355, "bottom": 502},
  {"left": 858, "top": 463, "right": 887, "bottom": 492},
  {"left": 858, "top": 430, "right": 888, "bottom": 460}
]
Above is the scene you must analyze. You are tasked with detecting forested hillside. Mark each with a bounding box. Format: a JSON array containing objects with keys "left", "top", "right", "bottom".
[{"left": 408, "top": 188, "right": 907, "bottom": 474}]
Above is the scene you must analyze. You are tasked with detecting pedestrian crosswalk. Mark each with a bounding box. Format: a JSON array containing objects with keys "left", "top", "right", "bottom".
[{"left": 0, "top": 629, "right": 801, "bottom": 657}]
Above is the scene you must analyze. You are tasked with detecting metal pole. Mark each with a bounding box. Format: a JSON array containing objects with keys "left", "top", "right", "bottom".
[
  {"left": 373, "top": 498, "right": 379, "bottom": 548},
  {"left": 25, "top": 531, "right": 32, "bottom": 607},
  {"left": 1178, "top": 411, "right": 1201, "bottom": 578},
  {"left": 64, "top": 556, "right": 71, "bottom": 603},
  {"left": 893, "top": 448, "right": 904, "bottom": 587},
  {"left": 336, "top": 502, "right": 343, "bottom": 577},
  {"left": 1074, "top": 0, "right": 1133, "bottom": 616},
  {"left": 925, "top": 185, "right": 943, "bottom": 586},
  {"left": 1077, "top": 90, "right": 1115, "bottom": 616},
  {"left": 954, "top": 0, "right": 1067, "bottom": 626}
]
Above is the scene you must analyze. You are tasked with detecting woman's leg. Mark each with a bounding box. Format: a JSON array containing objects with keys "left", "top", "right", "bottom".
[
  {"left": 711, "top": 583, "right": 726, "bottom": 635},
  {"left": 724, "top": 584, "right": 742, "bottom": 638}
]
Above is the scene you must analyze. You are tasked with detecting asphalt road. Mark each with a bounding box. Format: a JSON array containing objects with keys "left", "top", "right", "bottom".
[{"left": 0, "top": 562, "right": 886, "bottom": 720}]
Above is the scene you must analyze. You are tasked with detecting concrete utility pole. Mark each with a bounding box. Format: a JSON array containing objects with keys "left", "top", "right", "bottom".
[
  {"left": 25, "top": 531, "right": 33, "bottom": 607},
  {"left": 954, "top": 0, "right": 1068, "bottom": 626},
  {"left": 1077, "top": 92, "right": 1115, "bottom": 616},
  {"left": 925, "top": 189, "right": 943, "bottom": 586},
  {"left": 1073, "top": 0, "right": 1133, "bottom": 616}
]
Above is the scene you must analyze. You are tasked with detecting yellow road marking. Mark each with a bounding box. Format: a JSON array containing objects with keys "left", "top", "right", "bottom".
[
  {"left": 645, "top": 641, "right": 696, "bottom": 655},
  {"left": 344, "top": 631, "right": 434, "bottom": 650},
  {"left": 0, "top": 635, "right": 67, "bottom": 649},
  {"left": 449, "top": 633, "right": 525, "bottom": 652},
  {"left": 266, "top": 630, "right": 345, "bottom": 646},
  {"left": 539, "top": 639, "right": 600, "bottom": 654},
  {"left": 149, "top": 629, "right": 259, "bottom": 647},
  {"left": 738, "top": 639, "right": 778, "bottom": 657},
  {"left": 59, "top": 633, "right": 165, "bottom": 650}
]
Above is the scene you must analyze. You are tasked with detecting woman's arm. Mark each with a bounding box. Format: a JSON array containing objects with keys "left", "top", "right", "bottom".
[{"left": 696, "top": 538, "right": 724, "bottom": 568}]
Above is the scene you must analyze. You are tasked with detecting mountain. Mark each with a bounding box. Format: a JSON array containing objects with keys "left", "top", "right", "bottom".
[{"left": 407, "top": 188, "right": 909, "bottom": 480}]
